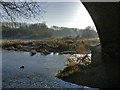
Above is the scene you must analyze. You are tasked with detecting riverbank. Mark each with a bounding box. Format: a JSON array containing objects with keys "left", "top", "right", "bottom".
[
  {"left": 56, "top": 44, "right": 116, "bottom": 88},
  {"left": 2, "top": 38, "right": 100, "bottom": 55}
]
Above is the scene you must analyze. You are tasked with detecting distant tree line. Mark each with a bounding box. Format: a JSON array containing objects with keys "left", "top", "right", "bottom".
[{"left": 2, "top": 22, "right": 98, "bottom": 40}]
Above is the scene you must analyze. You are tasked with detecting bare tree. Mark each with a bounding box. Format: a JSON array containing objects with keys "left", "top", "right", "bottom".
[{"left": 0, "top": 1, "right": 46, "bottom": 22}]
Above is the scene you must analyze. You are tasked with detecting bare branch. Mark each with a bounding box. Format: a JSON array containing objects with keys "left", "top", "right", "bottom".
[
  {"left": 1, "top": 2, "right": 15, "bottom": 22},
  {"left": 0, "top": 1, "right": 45, "bottom": 22}
]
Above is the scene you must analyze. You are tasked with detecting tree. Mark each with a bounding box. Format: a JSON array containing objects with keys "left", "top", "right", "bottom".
[
  {"left": 0, "top": 1, "right": 45, "bottom": 22},
  {"left": 81, "top": 26, "right": 98, "bottom": 39}
]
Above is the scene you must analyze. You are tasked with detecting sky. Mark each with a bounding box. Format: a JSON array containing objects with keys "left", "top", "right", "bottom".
[
  {"left": 29, "top": 2, "right": 96, "bottom": 30},
  {"left": 1, "top": 0, "right": 97, "bottom": 30}
]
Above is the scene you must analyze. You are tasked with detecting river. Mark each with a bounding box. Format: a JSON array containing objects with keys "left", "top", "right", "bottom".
[{"left": 1, "top": 49, "right": 98, "bottom": 89}]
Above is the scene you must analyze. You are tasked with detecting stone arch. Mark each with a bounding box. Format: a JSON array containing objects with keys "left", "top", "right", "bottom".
[{"left": 81, "top": 2, "right": 120, "bottom": 87}]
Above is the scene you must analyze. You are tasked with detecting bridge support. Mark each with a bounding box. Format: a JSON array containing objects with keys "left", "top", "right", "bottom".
[{"left": 82, "top": 2, "right": 120, "bottom": 88}]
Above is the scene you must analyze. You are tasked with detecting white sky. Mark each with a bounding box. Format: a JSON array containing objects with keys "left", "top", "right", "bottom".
[
  {"left": 29, "top": 2, "right": 97, "bottom": 30},
  {"left": 2, "top": 0, "right": 97, "bottom": 30}
]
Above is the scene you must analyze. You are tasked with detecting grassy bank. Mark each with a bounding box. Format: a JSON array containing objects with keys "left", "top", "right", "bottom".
[{"left": 2, "top": 38, "right": 100, "bottom": 55}]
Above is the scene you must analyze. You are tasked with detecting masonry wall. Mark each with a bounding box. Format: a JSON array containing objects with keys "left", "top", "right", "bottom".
[{"left": 82, "top": 2, "right": 120, "bottom": 87}]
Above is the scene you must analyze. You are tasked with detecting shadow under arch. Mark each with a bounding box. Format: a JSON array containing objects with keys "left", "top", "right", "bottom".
[{"left": 81, "top": 2, "right": 120, "bottom": 88}]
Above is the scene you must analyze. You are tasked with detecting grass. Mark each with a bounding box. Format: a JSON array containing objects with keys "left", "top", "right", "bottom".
[
  {"left": 56, "top": 64, "right": 83, "bottom": 78},
  {"left": 2, "top": 38, "right": 100, "bottom": 55},
  {"left": 59, "top": 51, "right": 77, "bottom": 54}
]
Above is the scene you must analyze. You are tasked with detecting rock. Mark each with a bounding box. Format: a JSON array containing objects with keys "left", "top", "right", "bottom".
[
  {"left": 30, "top": 50, "right": 37, "bottom": 56},
  {"left": 31, "top": 42, "right": 36, "bottom": 46},
  {"left": 14, "top": 48, "right": 18, "bottom": 51},
  {"left": 16, "top": 44, "right": 23, "bottom": 49},
  {"left": 20, "top": 66, "right": 24, "bottom": 69},
  {"left": 22, "top": 46, "right": 29, "bottom": 51},
  {"left": 41, "top": 49, "right": 50, "bottom": 55},
  {"left": 6, "top": 46, "right": 15, "bottom": 50}
]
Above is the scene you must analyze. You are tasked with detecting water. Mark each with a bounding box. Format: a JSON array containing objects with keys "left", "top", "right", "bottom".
[
  {"left": 2, "top": 50, "right": 67, "bottom": 78},
  {"left": 1, "top": 49, "right": 98, "bottom": 89}
]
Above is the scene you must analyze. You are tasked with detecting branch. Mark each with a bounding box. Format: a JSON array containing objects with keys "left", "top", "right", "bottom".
[
  {"left": 0, "top": 1, "right": 45, "bottom": 22},
  {"left": 2, "top": 2, "right": 15, "bottom": 22}
]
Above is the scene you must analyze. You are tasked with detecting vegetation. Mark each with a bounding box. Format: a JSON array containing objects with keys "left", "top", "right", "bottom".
[
  {"left": 0, "top": 2, "right": 44, "bottom": 22},
  {"left": 2, "top": 38, "right": 100, "bottom": 55},
  {"left": 2, "top": 22, "right": 98, "bottom": 40},
  {"left": 57, "top": 64, "right": 82, "bottom": 77},
  {"left": 56, "top": 63, "right": 108, "bottom": 88}
]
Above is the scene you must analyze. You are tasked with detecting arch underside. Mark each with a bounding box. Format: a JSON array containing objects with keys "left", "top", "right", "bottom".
[{"left": 82, "top": 2, "right": 120, "bottom": 88}]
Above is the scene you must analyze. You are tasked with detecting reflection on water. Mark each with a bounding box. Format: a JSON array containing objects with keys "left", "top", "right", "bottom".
[
  {"left": 2, "top": 50, "right": 92, "bottom": 76},
  {"left": 2, "top": 50, "right": 68, "bottom": 77},
  {"left": 2, "top": 50, "right": 98, "bottom": 89},
  {"left": 2, "top": 50, "right": 81, "bottom": 88}
]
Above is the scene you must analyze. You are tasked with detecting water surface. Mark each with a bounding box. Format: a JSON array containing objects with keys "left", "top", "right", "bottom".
[{"left": 2, "top": 49, "right": 98, "bottom": 89}]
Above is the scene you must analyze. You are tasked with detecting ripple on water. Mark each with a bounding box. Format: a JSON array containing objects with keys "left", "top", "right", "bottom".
[{"left": 2, "top": 50, "right": 98, "bottom": 89}]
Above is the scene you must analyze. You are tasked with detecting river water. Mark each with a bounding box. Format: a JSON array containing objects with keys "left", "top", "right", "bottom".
[{"left": 1, "top": 49, "right": 98, "bottom": 89}]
